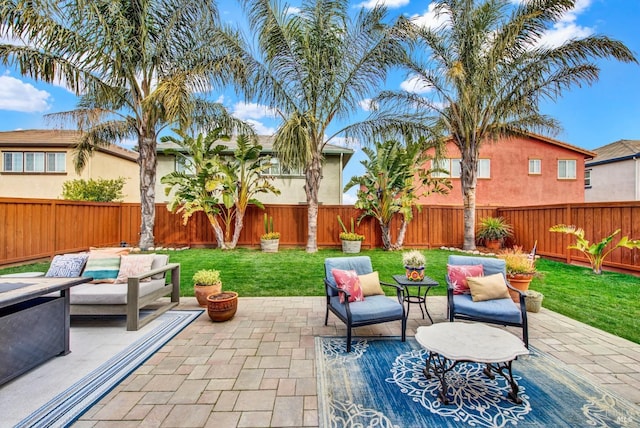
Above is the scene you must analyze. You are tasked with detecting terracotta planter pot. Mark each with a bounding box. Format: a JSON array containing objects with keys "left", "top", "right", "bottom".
[
  {"left": 341, "top": 239, "right": 361, "bottom": 254},
  {"left": 405, "top": 266, "right": 425, "bottom": 281},
  {"left": 485, "top": 239, "right": 502, "bottom": 250},
  {"left": 194, "top": 284, "right": 222, "bottom": 306},
  {"left": 507, "top": 274, "right": 533, "bottom": 303},
  {"left": 207, "top": 291, "right": 238, "bottom": 322}
]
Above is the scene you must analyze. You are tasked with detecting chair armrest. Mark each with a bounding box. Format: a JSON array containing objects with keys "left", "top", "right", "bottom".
[
  {"left": 324, "top": 278, "right": 351, "bottom": 302},
  {"left": 380, "top": 281, "right": 403, "bottom": 300}
]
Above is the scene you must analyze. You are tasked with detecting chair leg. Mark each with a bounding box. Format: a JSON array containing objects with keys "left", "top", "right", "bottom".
[
  {"left": 346, "top": 325, "right": 352, "bottom": 352},
  {"left": 324, "top": 306, "right": 329, "bottom": 326},
  {"left": 401, "top": 317, "right": 406, "bottom": 342}
]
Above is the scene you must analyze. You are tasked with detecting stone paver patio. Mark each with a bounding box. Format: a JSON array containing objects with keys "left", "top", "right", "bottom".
[{"left": 76, "top": 296, "right": 640, "bottom": 427}]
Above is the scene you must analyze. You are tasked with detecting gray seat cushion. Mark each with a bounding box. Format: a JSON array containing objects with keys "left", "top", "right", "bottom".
[
  {"left": 69, "top": 278, "right": 167, "bottom": 305},
  {"left": 324, "top": 256, "right": 373, "bottom": 297},
  {"left": 453, "top": 294, "right": 522, "bottom": 324},
  {"left": 328, "top": 295, "right": 403, "bottom": 323}
]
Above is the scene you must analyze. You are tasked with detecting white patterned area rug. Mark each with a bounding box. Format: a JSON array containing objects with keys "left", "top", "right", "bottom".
[
  {"left": 316, "top": 336, "right": 640, "bottom": 428},
  {"left": 1, "top": 310, "right": 201, "bottom": 427}
]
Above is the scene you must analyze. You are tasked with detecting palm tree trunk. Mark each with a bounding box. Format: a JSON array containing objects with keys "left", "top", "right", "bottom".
[
  {"left": 206, "top": 212, "right": 228, "bottom": 249},
  {"left": 393, "top": 217, "right": 409, "bottom": 250},
  {"left": 229, "top": 209, "right": 245, "bottom": 250},
  {"left": 380, "top": 222, "right": 393, "bottom": 250},
  {"left": 304, "top": 153, "right": 322, "bottom": 253},
  {"left": 460, "top": 147, "right": 478, "bottom": 250},
  {"left": 138, "top": 135, "right": 157, "bottom": 250}
]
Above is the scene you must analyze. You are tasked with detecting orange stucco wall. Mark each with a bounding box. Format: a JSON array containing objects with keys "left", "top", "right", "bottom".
[{"left": 420, "top": 136, "right": 590, "bottom": 206}]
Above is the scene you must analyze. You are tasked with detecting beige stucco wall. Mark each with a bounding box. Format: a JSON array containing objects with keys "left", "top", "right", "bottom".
[
  {"left": 585, "top": 158, "right": 640, "bottom": 202},
  {"left": 155, "top": 153, "right": 346, "bottom": 205},
  {"left": 0, "top": 148, "right": 140, "bottom": 202}
]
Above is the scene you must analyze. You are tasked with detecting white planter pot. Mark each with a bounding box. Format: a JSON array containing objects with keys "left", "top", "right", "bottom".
[
  {"left": 260, "top": 239, "right": 279, "bottom": 253},
  {"left": 341, "top": 240, "right": 362, "bottom": 254}
]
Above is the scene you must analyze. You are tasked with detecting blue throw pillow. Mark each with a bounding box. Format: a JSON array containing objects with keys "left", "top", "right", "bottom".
[{"left": 45, "top": 254, "right": 89, "bottom": 277}]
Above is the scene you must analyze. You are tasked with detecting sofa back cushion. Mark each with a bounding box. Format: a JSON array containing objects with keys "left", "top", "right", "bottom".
[
  {"left": 114, "top": 253, "right": 156, "bottom": 283},
  {"left": 82, "top": 248, "right": 131, "bottom": 283},
  {"left": 45, "top": 254, "right": 89, "bottom": 277}
]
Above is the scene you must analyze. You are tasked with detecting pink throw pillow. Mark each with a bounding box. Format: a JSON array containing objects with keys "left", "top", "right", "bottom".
[
  {"left": 331, "top": 269, "right": 365, "bottom": 303},
  {"left": 447, "top": 264, "right": 484, "bottom": 295}
]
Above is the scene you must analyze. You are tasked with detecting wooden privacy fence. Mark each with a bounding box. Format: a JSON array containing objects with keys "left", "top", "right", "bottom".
[{"left": 1, "top": 198, "right": 639, "bottom": 273}]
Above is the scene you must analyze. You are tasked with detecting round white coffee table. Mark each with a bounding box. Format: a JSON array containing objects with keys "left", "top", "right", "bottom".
[{"left": 415, "top": 323, "right": 529, "bottom": 404}]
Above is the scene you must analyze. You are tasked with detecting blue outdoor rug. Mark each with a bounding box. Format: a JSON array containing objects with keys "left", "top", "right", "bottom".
[
  {"left": 13, "top": 310, "right": 202, "bottom": 428},
  {"left": 316, "top": 336, "right": 640, "bottom": 427}
]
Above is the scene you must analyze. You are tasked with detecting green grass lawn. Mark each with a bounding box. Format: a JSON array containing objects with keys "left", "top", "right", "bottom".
[{"left": 2, "top": 248, "right": 638, "bottom": 344}]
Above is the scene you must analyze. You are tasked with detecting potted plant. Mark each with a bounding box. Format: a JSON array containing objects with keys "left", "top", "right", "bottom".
[
  {"left": 524, "top": 290, "right": 544, "bottom": 313},
  {"left": 402, "top": 250, "right": 426, "bottom": 281},
  {"left": 477, "top": 216, "right": 513, "bottom": 250},
  {"left": 193, "top": 269, "right": 222, "bottom": 307},
  {"left": 260, "top": 214, "right": 280, "bottom": 253},
  {"left": 207, "top": 290, "right": 239, "bottom": 322},
  {"left": 337, "top": 215, "right": 364, "bottom": 253},
  {"left": 497, "top": 246, "right": 537, "bottom": 302}
]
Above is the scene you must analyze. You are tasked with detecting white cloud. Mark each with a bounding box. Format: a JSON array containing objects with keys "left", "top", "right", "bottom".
[
  {"left": 329, "top": 136, "right": 360, "bottom": 149},
  {"left": 359, "top": 98, "right": 378, "bottom": 112},
  {"left": 512, "top": 0, "right": 594, "bottom": 48},
  {"left": 400, "top": 75, "right": 432, "bottom": 94},
  {"left": 357, "top": 0, "right": 409, "bottom": 9},
  {"left": 246, "top": 119, "right": 276, "bottom": 136},
  {"left": 286, "top": 6, "right": 301, "bottom": 14},
  {"left": 232, "top": 102, "right": 278, "bottom": 121},
  {"left": 0, "top": 73, "right": 52, "bottom": 112},
  {"left": 342, "top": 192, "right": 358, "bottom": 205},
  {"left": 410, "top": 3, "right": 450, "bottom": 30}
]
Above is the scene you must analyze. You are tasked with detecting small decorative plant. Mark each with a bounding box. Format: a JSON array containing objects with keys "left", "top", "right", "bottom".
[
  {"left": 337, "top": 215, "right": 364, "bottom": 241},
  {"left": 193, "top": 269, "right": 222, "bottom": 306},
  {"left": 549, "top": 224, "right": 640, "bottom": 274},
  {"left": 193, "top": 269, "right": 222, "bottom": 286},
  {"left": 261, "top": 213, "right": 280, "bottom": 240},
  {"left": 477, "top": 216, "right": 513, "bottom": 244},
  {"left": 402, "top": 250, "right": 426, "bottom": 268},
  {"left": 402, "top": 250, "right": 426, "bottom": 281},
  {"left": 498, "top": 246, "right": 537, "bottom": 276}
]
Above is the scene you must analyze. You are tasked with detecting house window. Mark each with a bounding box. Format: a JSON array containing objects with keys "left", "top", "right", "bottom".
[
  {"left": 2, "top": 151, "right": 66, "bottom": 173},
  {"left": 558, "top": 159, "right": 576, "bottom": 179},
  {"left": 585, "top": 169, "right": 592, "bottom": 188},
  {"left": 477, "top": 159, "right": 491, "bottom": 178},
  {"left": 3, "top": 152, "right": 23, "bottom": 172},
  {"left": 432, "top": 158, "right": 490, "bottom": 178},
  {"left": 175, "top": 156, "right": 195, "bottom": 175},
  {"left": 529, "top": 159, "right": 541, "bottom": 175},
  {"left": 260, "top": 158, "right": 304, "bottom": 177},
  {"left": 46, "top": 152, "right": 66, "bottom": 172},
  {"left": 432, "top": 159, "right": 450, "bottom": 178},
  {"left": 25, "top": 152, "right": 45, "bottom": 172}
]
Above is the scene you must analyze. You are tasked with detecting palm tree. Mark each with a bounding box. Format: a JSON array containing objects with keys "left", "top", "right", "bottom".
[
  {"left": 0, "top": 0, "right": 245, "bottom": 249},
  {"left": 162, "top": 131, "right": 280, "bottom": 249},
  {"left": 220, "top": 0, "right": 412, "bottom": 252},
  {"left": 377, "top": 0, "right": 637, "bottom": 250},
  {"left": 344, "top": 138, "right": 451, "bottom": 250}
]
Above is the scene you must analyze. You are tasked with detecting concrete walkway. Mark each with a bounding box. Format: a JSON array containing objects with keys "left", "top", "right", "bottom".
[{"left": 76, "top": 296, "right": 640, "bottom": 427}]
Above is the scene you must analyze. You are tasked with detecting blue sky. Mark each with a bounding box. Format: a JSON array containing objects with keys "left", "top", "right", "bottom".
[{"left": 1, "top": 0, "right": 639, "bottom": 203}]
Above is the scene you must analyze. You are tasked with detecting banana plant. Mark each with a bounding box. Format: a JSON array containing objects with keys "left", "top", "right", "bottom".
[{"left": 549, "top": 224, "right": 640, "bottom": 274}]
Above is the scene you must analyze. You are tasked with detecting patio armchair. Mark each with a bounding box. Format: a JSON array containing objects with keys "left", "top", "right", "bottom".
[
  {"left": 446, "top": 255, "right": 529, "bottom": 347},
  {"left": 324, "top": 256, "right": 406, "bottom": 352}
]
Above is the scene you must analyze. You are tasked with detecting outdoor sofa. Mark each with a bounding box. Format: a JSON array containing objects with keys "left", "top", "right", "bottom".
[{"left": 44, "top": 250, "right": 180, "bottom": 331}]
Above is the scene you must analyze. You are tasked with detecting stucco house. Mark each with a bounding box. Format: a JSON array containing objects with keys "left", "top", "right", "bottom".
[
  {"left": 0, "top": 129, "right": 140, "bottom": 202},
  {"left": 421, "top": 133, "right": 596, "bottom": 206},
  {"left": 156, "top": 135, "right": 353, "bottom": 205},
  {"left": 585, "top": 140, "right": 640, "bottom": 202}
]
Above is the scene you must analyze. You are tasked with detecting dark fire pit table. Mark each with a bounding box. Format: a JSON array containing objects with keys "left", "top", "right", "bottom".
[{"left": 0, "top": 276, "right": 91, "bottom": 385}]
